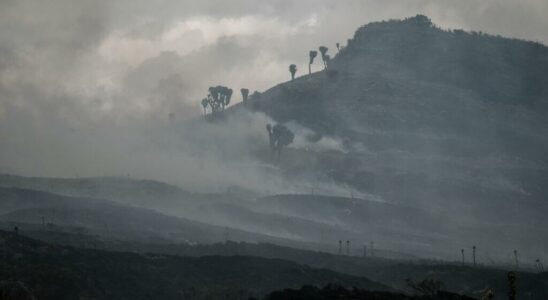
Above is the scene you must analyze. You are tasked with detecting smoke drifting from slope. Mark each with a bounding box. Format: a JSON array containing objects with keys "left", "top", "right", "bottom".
[{"left": 1, "top": 0, "right": 547, "bottom": 190}]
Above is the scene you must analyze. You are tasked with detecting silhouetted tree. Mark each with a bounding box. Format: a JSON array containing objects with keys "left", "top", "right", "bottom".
[
  {"left": 206, "top": 86, "right": 221, "bottom": 113},
  {"left": 336, "top": 42, "right": 340, "bottom": 51},
  {"left": 240, "top": 88, "right": 249, "bottom": 104},
  {"left": 266, "top": 124, "right": 275, "bottom": 150},
  {"left": 266, "top": 123, "right": 294, "bottom": 161},
  {"left": 308, "top": 50, "right": 317, "bottom": 74},
  {"left": 289, "top": 64, "right": 297, "bottom": 80},
  {"left": 319, "top": 46, "right": 328, "bottom": 69},
  {"left": 203, "top": 85, "right": 233, "bottom": 114},
  {"left": 225, "top": 88, "right": 233, "bottom": 108},
  {"left": 324, "top": 54, "right": 331, "bottom": 68},
  {"left": 201, "top": 98, "right": 208, "bottom": 115}
]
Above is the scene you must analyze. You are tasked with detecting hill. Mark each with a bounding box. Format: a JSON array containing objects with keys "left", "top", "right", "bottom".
[
  {"left": 7, "top": 230, "right": 548, "bottom": 300},
  {"left": 0, "top": 187, "right": 321, "bottom": 248},
  {"left": 228, "top": 15, "right": 548, "bottom": 261},
  {"left": 0, "top": 230, "right": 390, "bottom": 300}
]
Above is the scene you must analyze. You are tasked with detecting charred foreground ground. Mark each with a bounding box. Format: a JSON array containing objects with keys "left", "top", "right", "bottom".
[{"left": 1, "top": 230, "right": 547, "bottom": 299}]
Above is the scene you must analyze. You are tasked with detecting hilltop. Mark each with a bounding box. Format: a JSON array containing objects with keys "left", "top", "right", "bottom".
[{"left": 226, "top": 15, "right": 548, "bottom": 260}]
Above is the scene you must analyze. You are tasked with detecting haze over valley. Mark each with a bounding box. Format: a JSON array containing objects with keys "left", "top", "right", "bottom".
[{"left": 1, "top": 1, "right": 548, "bottom": 299}]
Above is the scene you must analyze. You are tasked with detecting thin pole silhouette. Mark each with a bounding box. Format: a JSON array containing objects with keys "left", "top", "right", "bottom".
[
  {"left": 338, "top": 240, "right": 342, "bottom": 255},
  {"left": 513, "top": 250, "right": 519, "bottom": 269},
  {"left": 461, "top": 249, "right": 465, "bottom": 266},
  {"left": 536, "top": 259, "right": 544, "bottom": 271},
  {"left": 346, "top": 240, "right": 350, "bottom": 256},
  {"left": 472, "top": 245, "right": 476, "bottom": 266}
]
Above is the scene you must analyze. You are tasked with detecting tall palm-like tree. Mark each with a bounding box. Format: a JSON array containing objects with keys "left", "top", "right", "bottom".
[
  {"left": 289, "top": 64, "right": 297, "bottom": 80},
  {"left": 201, "top": 98, "right": 208, "bottom": 115},
  {"left": 319, "top": 46, "right": 328, "bottom": 69},
  {"left": 225, "top": 88, "right": 233, "bottom": 107},
  {"left": 308, "top": 50, "right": 317, "bottom": 74},
  {"left": 240, "top": 88, "right": 249, "bottom": 104},
  {"left": 266, "top": 123, "right": 294, "bottom": 162}
]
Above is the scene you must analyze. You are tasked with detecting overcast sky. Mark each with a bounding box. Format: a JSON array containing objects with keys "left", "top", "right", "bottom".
[{"left": 1, "top": 0, "right": 547, "bottom": 180}]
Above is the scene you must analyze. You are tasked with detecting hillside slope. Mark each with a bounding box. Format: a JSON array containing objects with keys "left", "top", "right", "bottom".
[
  {"left": 0, "top": 187, "right": 314, "bottom": 247},
  {"left": 247, "top": 15, "right": 548, "bottom": 199},
  {"left": 231, "top": 15, "right": 548, "bottom": 260}
]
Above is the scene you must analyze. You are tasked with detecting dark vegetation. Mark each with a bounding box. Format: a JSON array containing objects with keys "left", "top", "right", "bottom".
[
  {"left": 3, "top": 223, "right": 548, "bottom": 299},
  {"left": 202, "top": 85, "right": 233, "bottom": 115},
  {"left": 264, "top": 284, "right": 474, "bottom": 300},
  {"left": 0, "top": 230, "right": 389, "bottom": 300},
  {"left": 266, "top": 123, "right": 294, "bottom": 161}
]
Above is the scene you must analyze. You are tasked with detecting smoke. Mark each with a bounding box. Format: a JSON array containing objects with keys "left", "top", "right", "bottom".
[{"left": 1, "top": 0, "right": 547, "bottom": 191}]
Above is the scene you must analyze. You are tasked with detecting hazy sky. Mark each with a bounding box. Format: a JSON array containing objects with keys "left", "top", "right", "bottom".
[{"left": 1, "top": 0, "right": 547, "bottom": 180}]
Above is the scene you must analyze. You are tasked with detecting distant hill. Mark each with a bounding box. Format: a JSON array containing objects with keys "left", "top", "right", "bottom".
[
  {"left": 0, "top": 174, "right": 195, "bottom": 209},
  {"left": 0, "top": 230, "right": 389, "bottom": 300},
  {"left": 0, "top": 187, "right": 316, "bottom": 247},
  {"left": 6, "top": 229, "right": 548, "bottom": 300}
]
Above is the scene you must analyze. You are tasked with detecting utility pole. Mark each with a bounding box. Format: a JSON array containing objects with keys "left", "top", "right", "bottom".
[
  {"left": 338, "top": 240, "right": 342, "bottom": 255},
  {"left": 346, "top": 240, "right": 350, "bottom": 256},
  {"left": 536, "top": 259, "right": 544, "bottom": 272},
  {"left": 472, "top": 245, "right": 476, "bottom": 266},
  {"left": 513, "top": 250, "right": 519, "bottom": 269},
  {"left": 461, "top": 249, "right": 465, "bottom": 266}
]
